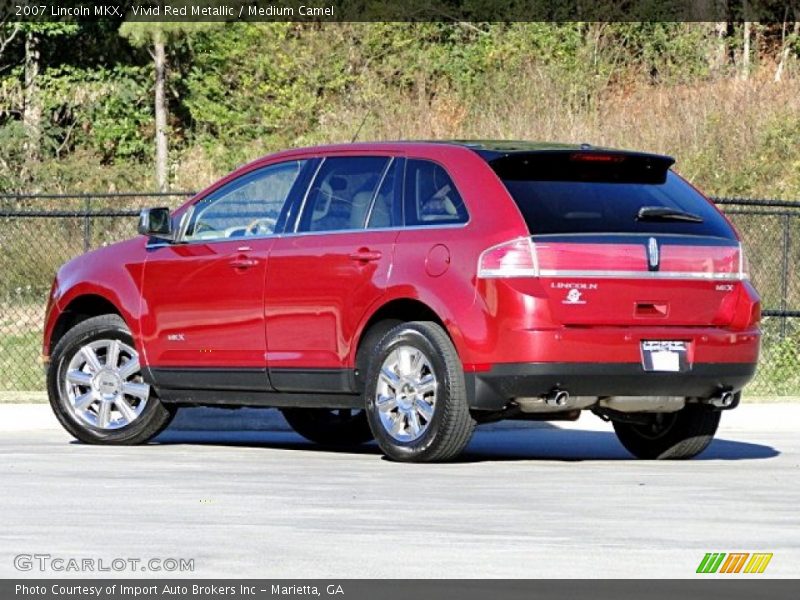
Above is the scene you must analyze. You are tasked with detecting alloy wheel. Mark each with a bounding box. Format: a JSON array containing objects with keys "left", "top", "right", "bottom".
[
  {"left": 375, "top": 345, "right": 438, "bottom": 442},
  {"left": 63, "top": 339, "right": 149, "bottom": 430}
]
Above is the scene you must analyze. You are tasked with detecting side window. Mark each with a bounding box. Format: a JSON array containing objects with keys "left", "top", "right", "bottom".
[
  {"left": 297, "top": 156, "right": 389, "bottom": 233},
  {"left": 404, "top": 159, "right": 468, "bottom": 226},
  {"left": 184, "top": 160, "right": 305, "bottom": 241},
  {"left": 366, "top": 159, "right": 401, "bottom": 229}
]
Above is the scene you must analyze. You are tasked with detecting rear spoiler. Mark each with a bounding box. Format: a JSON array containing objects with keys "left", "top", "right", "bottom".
[{"left": 489, "top": 150, "right": 675, "bottom": 185}]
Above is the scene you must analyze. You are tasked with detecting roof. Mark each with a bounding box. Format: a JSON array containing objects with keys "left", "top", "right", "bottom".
[
  {"left": 298, "top": 139, "right": 673, "bottom": 164},
  {"left": 235, "top": 140, "right": 674, "bottom": 175}
]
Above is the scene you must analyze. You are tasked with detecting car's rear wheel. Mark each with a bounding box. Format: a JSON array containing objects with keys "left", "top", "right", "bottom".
[
  {"left": 47, "top": 314, "right": 175, "bottom": 444},
  {"left": 612, "top": 404, "right": 721, "bottom": 460},
  {"left": 281, "top": 408, "right": 373, "bottom": 446},
  {"left": 364, "top": 321, "right": 475, "bottom": 462}
]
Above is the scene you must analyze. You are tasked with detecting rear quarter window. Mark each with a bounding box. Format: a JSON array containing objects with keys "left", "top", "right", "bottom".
[{"left": 404, "top": 159, "right": 468, "bottom": 226}]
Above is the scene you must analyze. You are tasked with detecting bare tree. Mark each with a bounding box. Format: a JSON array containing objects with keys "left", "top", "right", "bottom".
[
  {"left": 711, "top": 21, "right": 729, "bottom": 74},
  {"left": 0, "top": 20, "right": 21, "bottom": 63},
  {"left": 120, "top": 24, "right": 173, "bottom": 192},
  {"left": 153, "top": 32, "right": 168, "bottom": 193},
  {"left": 705, "top": 0, "right": 731, "bottom": 76},
  {"left": 23, "top": 28, "right": 41, "bottom": 163},
  {"left": 120, "top": 22, "right": 217, "bottom": 192},
  {"left": 741, "top": 20, "right": 752, "bottom": 80},
  {"left": 775, "top": 10, "right": 800, "bottom": 82}
]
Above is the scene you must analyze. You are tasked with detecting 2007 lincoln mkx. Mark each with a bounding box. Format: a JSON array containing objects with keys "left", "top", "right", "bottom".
[{"left": 42, "top": 141, "right": 761, "bottom": 462}]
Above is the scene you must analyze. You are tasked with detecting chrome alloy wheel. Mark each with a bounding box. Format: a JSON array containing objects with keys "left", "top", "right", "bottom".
[
  {"left": 375, "top": 345, "right": 438, "bottom": 442},
  {"left": 63, "top": 339, "right": 149, "bottom": 430}
]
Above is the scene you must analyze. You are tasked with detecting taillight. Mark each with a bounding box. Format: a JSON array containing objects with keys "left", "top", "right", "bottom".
[
  {"left": 477, "top": 238, "right": 538, "bottom": 278},
  {"left": 739, "top": 244, "right": 750, "bottom": 280},
  {"left": 478, "top": 238, "right": 750, "bottom": 280},
  {"left": 749, "top": 301, "right": 761, "bottom": 327},
  {"left": 728, "top": 279, "right": 761, "bottom": 330}
]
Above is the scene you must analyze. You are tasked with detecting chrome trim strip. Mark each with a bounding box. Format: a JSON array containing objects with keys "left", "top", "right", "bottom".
[
  {"left": 478, "top": 268, "right": 538, "bottom": 279},
  {"left": 149, "top": 218, "right": 472, "bottom": 248},
  {"left": 530, "top": 232, "right": 738, "bottom": 243},
  {"left": 537, "top": 269, "right": 745, "bottom": 281},
  {"left": 277, "top": 220, "right": 471, "bottom": 238}
]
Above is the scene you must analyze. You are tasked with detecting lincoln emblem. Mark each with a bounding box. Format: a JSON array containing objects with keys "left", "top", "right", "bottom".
[{"left": 647, "top": 237, "right": 660, "bottom": 271}]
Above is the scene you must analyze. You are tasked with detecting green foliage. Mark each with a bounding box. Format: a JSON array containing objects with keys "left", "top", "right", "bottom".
[
  {"left": 18, "top": 23, "right": 79, "bottom": 37},
  {"left": 0, "top": 330, "right": 42, "bottom": 391},
  {"left": 0, "top": 121, "right": 27, "bottom": 189},
  {"left": 752, "top": 329, "right": 800, "bottom": 396},
  {"left": 1, "top": 22, "right": 800, "bottom": 197},
  {"left": 605, "top": 23, "right": 712, "bottom": 82},
  {"left": 182, "top": 23, "right": 352, "bottom": 164},
  {"left": 118, "top": 21, "right": 217, "bottom": 47},
  {"left": 42, "top": 65, "right": 154, "bottom": 160}
]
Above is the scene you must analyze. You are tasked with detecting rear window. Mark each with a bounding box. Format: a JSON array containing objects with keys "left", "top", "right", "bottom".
[{"left": 490, "top": 153, "right": 735, "bottom": 239}]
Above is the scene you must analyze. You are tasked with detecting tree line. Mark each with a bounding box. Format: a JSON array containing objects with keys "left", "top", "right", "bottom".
[{"left": 1, "top": 21, "right": 799, "bottom": 195}]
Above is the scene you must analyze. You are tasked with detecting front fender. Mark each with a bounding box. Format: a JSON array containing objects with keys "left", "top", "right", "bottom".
[{"left": 42, "top": 238, "right": 147, "bottom": 358}]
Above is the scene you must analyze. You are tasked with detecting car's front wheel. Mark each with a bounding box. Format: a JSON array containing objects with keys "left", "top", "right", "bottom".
[
  {"left": 47, "top": 314, "right": 175, "bottom": 444},
  {"left": 364, "top": 321, "right": 475, "bottom": 462},
  {"left": 612, "top": 403, "right": 721, "bottom": 460}
]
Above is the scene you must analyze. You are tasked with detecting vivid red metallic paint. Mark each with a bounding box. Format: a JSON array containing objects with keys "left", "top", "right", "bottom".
[{"left": 43, "top": 142, "right": 761, "bottom": 377}]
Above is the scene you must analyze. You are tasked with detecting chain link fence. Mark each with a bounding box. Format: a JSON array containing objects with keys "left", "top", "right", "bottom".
[
  {"left": 0, "top": 193, "right": 189, "bottom": 393},
  {"left": 1, "top": 193, "right": 798, "bottom": 396},
  {"left": 714, "top": 198, "right": 800, "bottom": 396}
]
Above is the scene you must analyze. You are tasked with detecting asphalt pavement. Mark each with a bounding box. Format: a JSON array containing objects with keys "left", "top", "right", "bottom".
[{"left": 0, "top": 404, "right": 798, "bottom": 578}]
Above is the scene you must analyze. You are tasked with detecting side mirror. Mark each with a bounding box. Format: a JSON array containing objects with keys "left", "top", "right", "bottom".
[{"left": 138, "top": 207, "right": 174, "bottom": 241}]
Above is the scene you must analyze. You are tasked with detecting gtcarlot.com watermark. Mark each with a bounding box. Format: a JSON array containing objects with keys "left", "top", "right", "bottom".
[{"left": 14, "top": 553, "right": 194, "bottom": 573}]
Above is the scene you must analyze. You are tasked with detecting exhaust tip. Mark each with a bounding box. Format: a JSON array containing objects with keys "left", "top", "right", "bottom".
[
  {"left": 545, "top": 390, "right": 570, "bottom": 407},
  {"left": 704, "top": 390, "right": 735, "bottom": 409}
]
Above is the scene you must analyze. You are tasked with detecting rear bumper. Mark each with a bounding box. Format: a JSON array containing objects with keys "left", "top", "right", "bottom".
[
  {"left": 465, "top": 362, "right": 757, "bottom": 410},
  {"left": 462, "top": 325, "right": 760, "bottom": 365}
]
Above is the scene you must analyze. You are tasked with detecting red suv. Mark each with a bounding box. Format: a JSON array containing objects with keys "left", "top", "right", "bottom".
[{"left": 43, "top": 141, "right": 760, "bottom": 462}]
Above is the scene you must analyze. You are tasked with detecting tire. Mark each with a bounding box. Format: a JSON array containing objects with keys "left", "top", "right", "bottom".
[
  {"left": 47, "top": 314, "right": 175, "bottom": 445},
  {"left": 281, "top": 408, "right": 373, "bottom": 446},
  {"left": 612, "top": 404, "right": 721, "bottom": 460},
  {"left": 364, "top": 321, "right": 475, "bottom": 462}
]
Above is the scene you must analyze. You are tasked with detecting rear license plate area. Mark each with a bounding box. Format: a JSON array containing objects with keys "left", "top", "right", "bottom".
[{"left": 641, "top": 341, "right": 689, "bottom": 372}]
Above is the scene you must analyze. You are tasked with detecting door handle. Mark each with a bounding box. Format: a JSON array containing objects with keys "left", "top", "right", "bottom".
[
  {"left": 348, "top": 249, "right": 382, "bottom": 262},
  {"left": 229, "top": 257, "right": 258, "bottom": 269}
]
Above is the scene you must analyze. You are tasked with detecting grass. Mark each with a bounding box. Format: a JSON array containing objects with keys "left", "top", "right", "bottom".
[
  {"left": 0, "top": 330, "right": 45, "bottom": 392},
  {"left": 0, "top": 391, "right": 47, "bottom": 403}
]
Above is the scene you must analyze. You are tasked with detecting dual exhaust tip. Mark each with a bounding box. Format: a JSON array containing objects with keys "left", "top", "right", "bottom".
[{"left": 543, "top": 389, "right": 735, "bottom": 409}]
